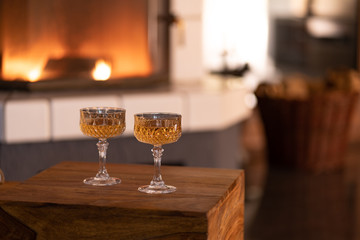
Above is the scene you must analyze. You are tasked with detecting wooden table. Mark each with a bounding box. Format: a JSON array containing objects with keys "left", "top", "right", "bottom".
[{"left": 0, "top": 162, "right": 244, "bottom": 240}]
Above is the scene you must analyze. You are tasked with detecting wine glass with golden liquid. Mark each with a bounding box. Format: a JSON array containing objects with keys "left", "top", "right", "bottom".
[
  {"left": 80, "top": 107, "right": 126, "bottom": 186},
  {"left": 134, "top": 113, "right": 182, "bottom": 194}
]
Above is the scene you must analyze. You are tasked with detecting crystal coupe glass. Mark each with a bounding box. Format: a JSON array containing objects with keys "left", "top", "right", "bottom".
[
  {"left": 134, "top": 113, "right": 182, "bottom": 194},
  {"left": 80, "top": 107, "right": 126, "bottom": 186}
]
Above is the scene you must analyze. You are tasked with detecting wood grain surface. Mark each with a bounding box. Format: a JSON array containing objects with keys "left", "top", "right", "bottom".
[{"left": 0, "top": 162, "right": 244, "bottom": 240}]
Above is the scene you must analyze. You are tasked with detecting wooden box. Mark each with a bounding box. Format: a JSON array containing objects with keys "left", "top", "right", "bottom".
[{"left": 0, "top": 162, "right": 244, "bottom": 240}]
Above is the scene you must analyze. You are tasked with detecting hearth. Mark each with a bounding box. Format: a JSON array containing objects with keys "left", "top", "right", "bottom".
[{"left": 0, "top": 0, "right": 170, "bottom": 91}]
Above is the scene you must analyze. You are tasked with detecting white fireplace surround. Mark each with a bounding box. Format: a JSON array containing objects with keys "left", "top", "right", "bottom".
[{"left": 0, "top": 81, "right": 253, "bottom": 144}]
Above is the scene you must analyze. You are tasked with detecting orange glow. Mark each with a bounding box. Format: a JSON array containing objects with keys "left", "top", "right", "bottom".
[
  {"left": 28, "top": 69, "right": 41, "bottom": 82},
  {"left": 2, "top": 60, "right": 45, "bottom": 81},
  {"left": 2, "top": 0, "right": 152, "bottom": 81},
  {"left": 92, "top": 60, "right": 111, "bottom": 81}
]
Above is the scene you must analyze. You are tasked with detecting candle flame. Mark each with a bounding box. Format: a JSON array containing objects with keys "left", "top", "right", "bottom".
[{"left": 92, "top": 60, "right": 111, "bottom": 81}]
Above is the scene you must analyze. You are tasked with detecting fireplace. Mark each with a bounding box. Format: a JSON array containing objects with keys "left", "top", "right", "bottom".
[{"left": 0, "top": 0, "right": 170, "bottom": 91}]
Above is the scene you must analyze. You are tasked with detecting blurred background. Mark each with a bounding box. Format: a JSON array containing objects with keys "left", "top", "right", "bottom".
[{"left": 1, "top": 0, "right": 360, "bottom": 239}]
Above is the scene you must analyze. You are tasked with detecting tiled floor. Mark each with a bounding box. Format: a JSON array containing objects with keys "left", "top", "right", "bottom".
[{"left": 243, "top": 110, "right": 360, "bottom": 240}]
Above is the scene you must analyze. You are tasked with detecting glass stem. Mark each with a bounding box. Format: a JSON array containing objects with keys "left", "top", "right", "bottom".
[
  {"left": 96, "top": 139, "right": 109, "bottom": 179},
  {"left": 151, "top": 145, "right": 165, "bottom": 186}
]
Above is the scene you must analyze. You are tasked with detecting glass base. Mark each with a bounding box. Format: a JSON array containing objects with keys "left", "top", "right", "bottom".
[
  {"left": 83, "top": 177, "right": 121, "bottom": 186},
  {"left": 138, "top": 185, "right": 176, "bottom": 194}
]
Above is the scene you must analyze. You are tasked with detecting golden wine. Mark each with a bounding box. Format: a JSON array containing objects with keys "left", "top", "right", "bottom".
[
  {"left": 134, "top": 116, "right": 181, "bottom": 145},
  {"left": 80, "top": 107, "right": 126, "bottom": 139},
  {"left": 80, "top": 123, "right": 125, "bottom": 139},
  {"left": 134, "top": 125, "right": 181, "bottom": 145}
]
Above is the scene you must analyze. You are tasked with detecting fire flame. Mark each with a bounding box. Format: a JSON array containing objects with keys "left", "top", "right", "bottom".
[
  {"left": 28, "top": 69, "right": 41, "bottom": 82},
  {"left": 2, "top": 1, "right": 152, "bottom": 82},
  {"left": 92, "top": 60, "right": 111, "bottom": 81}
]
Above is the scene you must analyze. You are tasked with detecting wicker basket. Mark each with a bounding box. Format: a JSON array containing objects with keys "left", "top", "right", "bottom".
[{"left": 257, "top": 92, "right": 358, "bottom": 172}]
